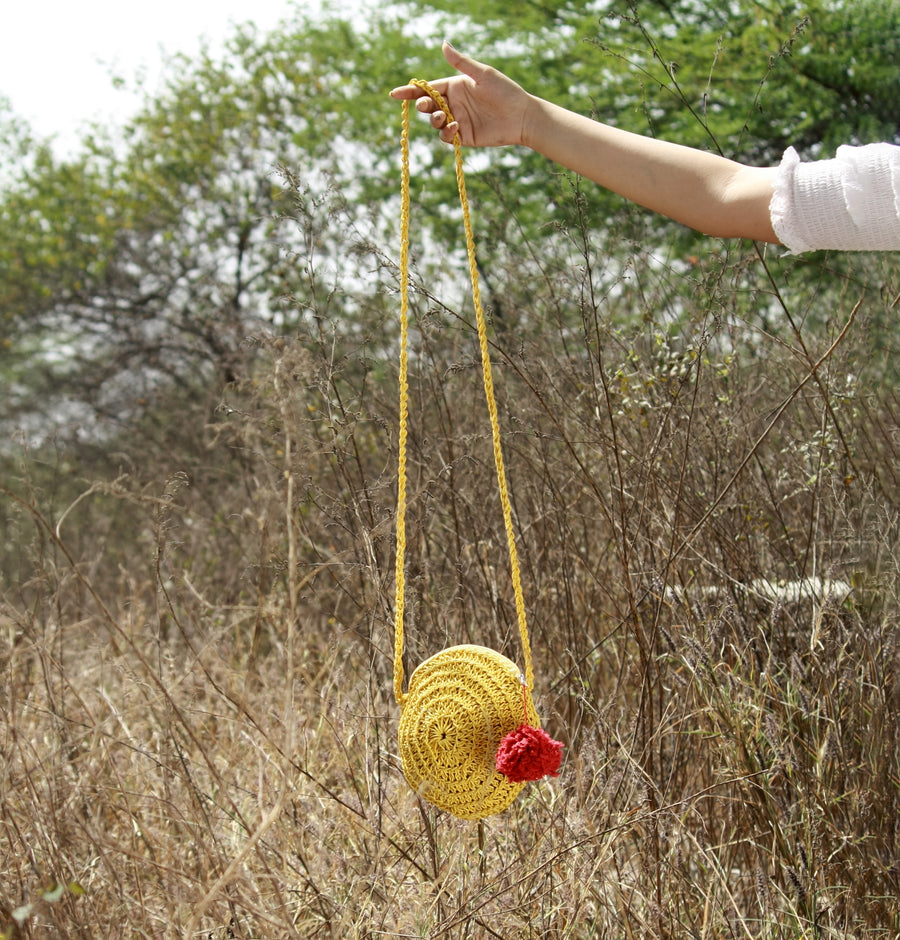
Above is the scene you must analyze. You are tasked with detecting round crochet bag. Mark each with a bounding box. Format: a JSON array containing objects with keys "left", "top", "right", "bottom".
[{"left": 393, "top": 82, "right": 563, "bottom": 821}]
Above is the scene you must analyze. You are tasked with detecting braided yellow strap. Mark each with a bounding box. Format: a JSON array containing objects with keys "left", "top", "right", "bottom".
[
  {"left": 392, "top": 81, "right": 544, "bottom": 820},
  {"left": 393, "top": 79, "right": 534, "bottom": 705}
]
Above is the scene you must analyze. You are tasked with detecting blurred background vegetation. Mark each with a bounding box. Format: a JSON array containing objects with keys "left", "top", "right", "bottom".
[{"left": 2, "top": 0, "right": 900, "bottom": 936}]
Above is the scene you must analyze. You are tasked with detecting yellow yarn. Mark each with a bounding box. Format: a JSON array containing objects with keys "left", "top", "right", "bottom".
[{"left": 394, "top": 80, "right": 540, "bottom": 820}]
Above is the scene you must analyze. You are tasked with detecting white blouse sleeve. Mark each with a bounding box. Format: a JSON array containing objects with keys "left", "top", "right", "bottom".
[{"left": 769, "top": 142, "right": 900, "bottom": 254}]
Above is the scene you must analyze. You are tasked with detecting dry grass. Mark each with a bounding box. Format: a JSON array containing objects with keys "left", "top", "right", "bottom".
[{"left": 3, "top": 237, "right": 900, "bottom": 938}]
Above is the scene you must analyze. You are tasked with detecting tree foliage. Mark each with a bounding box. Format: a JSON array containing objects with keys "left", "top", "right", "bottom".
[
  {"left": 1, "top": 0, "right": 899, "bottom": 442},
  {"left": 0, "top": 13, "right": 432, "bottom": 438}
]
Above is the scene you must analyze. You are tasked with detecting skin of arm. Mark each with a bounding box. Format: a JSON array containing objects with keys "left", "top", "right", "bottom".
[{"left": 390, "top": 41, "right": 780, "bottom": 244}]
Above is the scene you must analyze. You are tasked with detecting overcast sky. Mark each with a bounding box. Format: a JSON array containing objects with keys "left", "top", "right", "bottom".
[{"left": 0, "top": 0, "right": 305, "bottom": 154}]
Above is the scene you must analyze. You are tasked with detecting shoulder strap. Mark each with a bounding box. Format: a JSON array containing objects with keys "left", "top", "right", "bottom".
[{"left": 393, "top": 81, "right": 533, "bottom": 707}]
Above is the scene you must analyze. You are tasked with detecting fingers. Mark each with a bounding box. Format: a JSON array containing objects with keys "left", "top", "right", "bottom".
[
  {"left": 387, "top": 87, "right": 449, "bottom": 127},
  {"left": 386, "top": 85, "right": 459, "bottom": 143},
  {"left": 389, "top": 82, "right": 422, "bottom": 101},
  {"left": 440, "top": 121, "right": 460, "bottom": 144},
  {"left": 389, "top": 80, "right": 451, "bottom": 110},
  {"left": 428, "top": 109, "right": 461, "bottom": 145}
]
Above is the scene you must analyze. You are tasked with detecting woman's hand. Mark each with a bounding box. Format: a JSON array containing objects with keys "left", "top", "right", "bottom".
[{"left": 389, "top": 41, "right": 533, "bottom": 148}]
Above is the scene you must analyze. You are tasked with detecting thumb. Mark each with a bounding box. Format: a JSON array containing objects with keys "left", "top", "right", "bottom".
[{"left": 442, "top": 40, "right": 490, "bottom": 81}]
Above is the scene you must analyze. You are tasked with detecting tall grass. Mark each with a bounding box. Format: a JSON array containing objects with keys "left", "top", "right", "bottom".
[{"left": 3, "top": 197, "right": 900, "bottom": 938}]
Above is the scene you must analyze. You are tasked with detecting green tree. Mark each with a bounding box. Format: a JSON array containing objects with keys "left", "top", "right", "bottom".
[{"left": 0, "top": 13, "right": 431, "bottom": 439}]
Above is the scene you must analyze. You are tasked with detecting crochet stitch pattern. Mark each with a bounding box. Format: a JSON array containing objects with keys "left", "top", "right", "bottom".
[
  {"left": 398, "top": 646, "right": 539, "bottom": 819},
  {"left": 393, "top": 80, "right": 562, "bottom": 820}
]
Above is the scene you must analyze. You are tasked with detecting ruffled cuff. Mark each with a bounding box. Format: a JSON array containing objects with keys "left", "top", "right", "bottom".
[
  {"left": 769, "top": 146, "right": 806, "bottom": 253},
  {"left": 769, "top": 143, "right": 900, "bottom": 254}
]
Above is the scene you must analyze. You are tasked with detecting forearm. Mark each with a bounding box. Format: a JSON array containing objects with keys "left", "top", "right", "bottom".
[{"left": 523, "top": 97, "right": 779, "bottom": 243}]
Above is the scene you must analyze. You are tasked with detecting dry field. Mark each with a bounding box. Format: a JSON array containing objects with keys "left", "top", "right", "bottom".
[{"left": 3, "top": 248, "right": 900, "bottom": 938}]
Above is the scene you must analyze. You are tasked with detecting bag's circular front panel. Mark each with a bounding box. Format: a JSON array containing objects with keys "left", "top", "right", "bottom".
[{"left": 398, "top": 644, "right": 540, "bottom": 820}]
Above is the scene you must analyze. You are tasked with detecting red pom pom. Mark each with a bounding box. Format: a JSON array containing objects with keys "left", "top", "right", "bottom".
[{"left": 495, "top": 724, "right": 564, "bottom": 782}]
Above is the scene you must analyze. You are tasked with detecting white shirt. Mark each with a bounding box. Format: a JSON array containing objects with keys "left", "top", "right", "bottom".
[{"left": 770, "top": 142, "right": 900, "bottom": 253}]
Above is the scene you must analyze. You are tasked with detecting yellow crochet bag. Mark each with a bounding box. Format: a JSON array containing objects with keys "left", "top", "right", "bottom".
[{"left": 393, "top": 81, "right": 563, "bottom": 821}]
